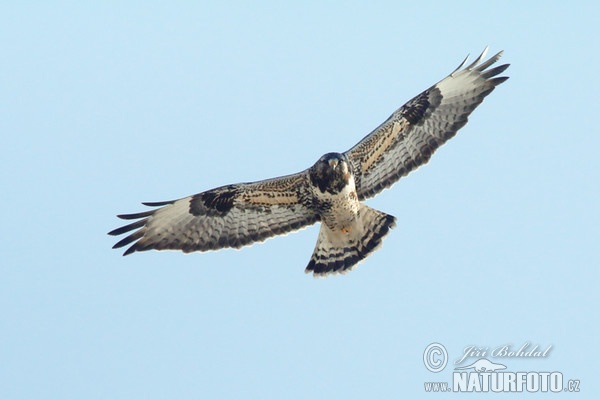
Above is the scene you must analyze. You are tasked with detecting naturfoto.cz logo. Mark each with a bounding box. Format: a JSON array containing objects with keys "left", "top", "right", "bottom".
[{"left": 423, "top": 342, "right": 581, "bottom": 393}]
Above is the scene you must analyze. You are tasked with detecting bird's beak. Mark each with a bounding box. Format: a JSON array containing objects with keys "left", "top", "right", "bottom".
[{"left": 328, "top": 159, "right": 338, "bottom": 169}]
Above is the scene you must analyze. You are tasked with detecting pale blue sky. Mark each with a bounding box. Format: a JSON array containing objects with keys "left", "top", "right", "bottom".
[{"left": 1, "top": 2, "right": 599, "bottom": 399}]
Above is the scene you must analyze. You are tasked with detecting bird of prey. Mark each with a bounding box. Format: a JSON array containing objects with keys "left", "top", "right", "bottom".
[{"left": 109, "top": 47, "right": 509, "bottom": 277}]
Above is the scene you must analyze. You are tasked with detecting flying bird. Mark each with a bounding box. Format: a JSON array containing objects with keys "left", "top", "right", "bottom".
[{"left": 109, "top": 47, "right": 509, "bottom": 276}]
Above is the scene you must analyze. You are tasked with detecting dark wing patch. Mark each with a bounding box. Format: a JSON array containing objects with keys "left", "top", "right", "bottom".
[
  {"left": 190, "top": 184, "right": 239, "bottom": 216},
  {"left": 108, "top": 172, "right": 319, "bottom": 256},
  {"left": 400, "top": 89, "right": 435, "bottom": 125},
  {"left": 344, "top": 48, "right": 509, "bottom": 200}
]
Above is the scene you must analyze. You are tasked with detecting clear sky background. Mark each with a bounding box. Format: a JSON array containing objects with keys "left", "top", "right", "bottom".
[{"left": 1, "top": 2, "right": 598, "bottom": 399}]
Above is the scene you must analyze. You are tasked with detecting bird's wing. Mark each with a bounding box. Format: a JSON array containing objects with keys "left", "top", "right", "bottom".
[
  {"left": 344, "top": 48, "right": 509, "bottom": 200},
  {"left": 108, "top": 171, "right": 318, "bottom": 255}
]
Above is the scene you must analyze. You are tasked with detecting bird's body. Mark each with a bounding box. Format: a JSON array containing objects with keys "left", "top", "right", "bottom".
[
  {"left": 109, "top": 48, "right": 509, "bottom": 276},
  {"left": 308, "top": 153, "right": 359, "bottom": 232}
]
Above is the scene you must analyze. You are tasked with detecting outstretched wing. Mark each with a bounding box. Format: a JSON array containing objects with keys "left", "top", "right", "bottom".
[
  {"left": 344, "top": 47, "right": 509, "bottom": 200},
  {"left": 108, "top": 172, "right": 319, "bottom": 255}
]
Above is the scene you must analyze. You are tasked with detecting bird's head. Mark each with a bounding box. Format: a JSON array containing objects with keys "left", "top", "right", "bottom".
[{"left": 309, "top": 152, "right": 353, "bottom": 194}]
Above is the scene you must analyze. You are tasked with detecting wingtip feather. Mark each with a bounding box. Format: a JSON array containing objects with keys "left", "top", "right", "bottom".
[
  {"left": 452, "top": 47, "right": 506, "bottom": 78},
  {"left": 142, "top": 200, "right": 176, "bottom": 207},
  {"left": 451, "top": 54, "right": 470, "bottom": 76},
  {"left": 122, "top": 245, "right": 137, "bottom": 256},
  {"left": 466, "top": 46, "right": 489, "bottom": 70}
]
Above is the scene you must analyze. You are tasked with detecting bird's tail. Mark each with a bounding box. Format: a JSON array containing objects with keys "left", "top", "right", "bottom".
[{"left": 305, "top": 205, "right": 396, "bottom": 276}]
